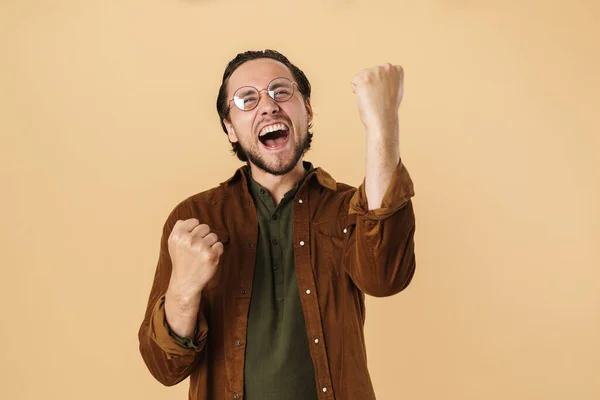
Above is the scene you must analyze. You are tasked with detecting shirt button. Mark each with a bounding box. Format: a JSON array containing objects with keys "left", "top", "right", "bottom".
[
  {"left": 235, "top": 340, "right": 241, "bottom": 346},
  {"left": 314, "top": 338, "right": 319, "bottom": 344},
  {"left": 274, "top": 263, "right": 280, "bottom": 270},
  {"left": 298, "top": 199, "right": 303, "bottom": 204},
  {"left": 272, "top": 214, "right": 278, "bottom": 220},
  {"left": 241, "top": 289, "right": 247, "bottom": 295},
  {"left": 306, "top": 289, "right": 311, "bottom": 295},
  {"left": 260, "top": 189, "right": 266, "bottom": 194},
  {"left": 247, "top": 242, "right": 253, "bottom": 247},
  {"left": 343, "top": 228, "right": 348, "bottom": 233},
  {"left": 272, "top": 238, "right": 279, "bottom": 245},
  {"left": 233, "top": 393, "right": 239, "bottom": 399},
  {"left": 322, "top": 387, "right": 327, "bottom": 392},
  {"left": 300, "top": 241, "right": 305, "bottom": 246}
]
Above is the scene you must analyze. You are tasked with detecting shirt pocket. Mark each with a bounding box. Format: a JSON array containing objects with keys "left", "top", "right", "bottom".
[
  {"left": 312, "top": 214, "right": 357, "bottom": 277},
  {"left": 203, "top": 230, "right": 230, "bottom": 291}
]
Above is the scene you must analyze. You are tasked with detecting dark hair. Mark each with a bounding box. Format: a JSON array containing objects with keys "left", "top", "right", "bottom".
[{"left": 216, "top": 49, "right": 313, "bottom": 162}]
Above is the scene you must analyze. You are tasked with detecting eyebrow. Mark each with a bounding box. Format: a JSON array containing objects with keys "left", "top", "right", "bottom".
[
  {"left": 269, "top": 82, "right": 285, "bottom": 90},
  {"left": 236, "top": 88, "right": 257, "bottom": 98}
]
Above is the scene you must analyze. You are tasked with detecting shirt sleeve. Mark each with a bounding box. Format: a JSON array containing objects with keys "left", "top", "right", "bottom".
[
  {"left": 345, "top": 160, "right": 417, "bottom": 297},
  {"left": 149, "top": 294, "right": 208, "bottom": 355},
  {"left": 168, "top": 317, "right": 201, "bottom": 350}
]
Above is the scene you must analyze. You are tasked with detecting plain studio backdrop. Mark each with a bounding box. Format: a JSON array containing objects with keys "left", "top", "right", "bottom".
[{"left": 1, "top": 0, "right": 598, "bottom": 399}]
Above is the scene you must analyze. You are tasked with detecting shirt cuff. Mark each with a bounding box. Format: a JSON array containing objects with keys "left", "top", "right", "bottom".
[
  {"left": 149, "top": 295, "right": 208, "bottom": 356},
  {"left": 349, "top": 160, "right": 415, "bottom": 220},
  {"left": 168, "top": 324, "right": 200, "bottom": 350}
]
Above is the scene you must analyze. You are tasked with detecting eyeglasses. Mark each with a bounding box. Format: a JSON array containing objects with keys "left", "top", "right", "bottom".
[{"left": 228, "top": 77, "right": 298, "bottom": 112}]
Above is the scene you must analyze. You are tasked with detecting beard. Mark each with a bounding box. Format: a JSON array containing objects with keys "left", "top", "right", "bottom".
[{"left": 238, "top": 132, "right": 310, "bottom": 176}]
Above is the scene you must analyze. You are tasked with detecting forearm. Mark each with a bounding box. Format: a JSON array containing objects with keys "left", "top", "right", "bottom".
[
  {"left": 164, "top": 284, "right": 202, "bottom": 338},
  {"left": 364, "top": 121, "right": 400, "bottom": 210}
]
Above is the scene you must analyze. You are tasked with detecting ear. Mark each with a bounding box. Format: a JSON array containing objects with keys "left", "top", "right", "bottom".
[
  {"left": 223, "top": 118, "right": 239, "bottom": 143},
  {"left": 305, "top": 98, "right": 313, "bottom": 125}
]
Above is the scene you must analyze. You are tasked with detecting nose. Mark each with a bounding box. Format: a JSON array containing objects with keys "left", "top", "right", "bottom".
[{"left": 256, "top": 90, "right": 280, "bottom": 115}]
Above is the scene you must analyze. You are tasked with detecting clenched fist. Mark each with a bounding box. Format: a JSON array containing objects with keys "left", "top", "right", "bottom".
[
  {"left": 351, "top": 63, "right": 404, "bottom": 133},
  {"left": 167, "top": 218, "right": 224, "bottom": 298}
]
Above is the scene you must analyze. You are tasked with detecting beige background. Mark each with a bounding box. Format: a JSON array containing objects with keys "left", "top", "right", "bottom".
[{"left": 1, "top": 0, "right": 599, "bottom": 399}]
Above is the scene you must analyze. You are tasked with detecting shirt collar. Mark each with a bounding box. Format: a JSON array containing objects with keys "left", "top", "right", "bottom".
[{"left": 221, "top": 161, "right": 337, "bottom": 191}]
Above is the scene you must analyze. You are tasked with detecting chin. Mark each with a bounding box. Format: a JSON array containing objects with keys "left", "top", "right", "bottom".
[{"left": 241, "top": 134, "right": 308, "bottom": 176}]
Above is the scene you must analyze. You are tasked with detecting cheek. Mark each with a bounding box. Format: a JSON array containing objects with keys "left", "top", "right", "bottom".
[
  {"left": 283, "top": 104, "right": 309, "bottom": 128},
  {"left": 232, "top": 114, "right": 256, "bottom": 140}
]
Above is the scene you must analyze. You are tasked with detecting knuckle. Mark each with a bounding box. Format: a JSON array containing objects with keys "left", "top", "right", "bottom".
[
  {"left": 198, "top": 223, "right": 210, "bottom": 233},
  {"left": 202, "top": 249, "right": 218, "bottom": 264},
  {"left": 169, "top": 231, "right": 181, "bottom": 242},
  {"left": 206, "top": 232, "right": 217, "bottom": 242},
  {"left": 198, "top": 248, "right": 210, "bottom": 262}
]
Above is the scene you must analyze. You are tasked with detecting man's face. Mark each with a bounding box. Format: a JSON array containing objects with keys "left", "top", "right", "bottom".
[{"left": 223, "top": 58, "right": 313, "bottom": 176}]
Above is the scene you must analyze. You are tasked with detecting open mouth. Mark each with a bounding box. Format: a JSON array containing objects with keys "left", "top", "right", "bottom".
[{"left": 258, "top": 123, "right": 290, "bottom": 150}]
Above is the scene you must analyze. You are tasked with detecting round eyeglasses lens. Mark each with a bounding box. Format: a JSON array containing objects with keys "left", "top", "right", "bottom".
[
  {"left": 233, "top": 87, "right": 259, "bottom": 111},
  {"left": 267, "top": 78, "right": 294, "bottom": 103}
]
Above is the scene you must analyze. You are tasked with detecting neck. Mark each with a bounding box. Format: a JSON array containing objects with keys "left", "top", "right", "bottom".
[{"left": 248, "top": 158, "right": 306, "bottom": 206}]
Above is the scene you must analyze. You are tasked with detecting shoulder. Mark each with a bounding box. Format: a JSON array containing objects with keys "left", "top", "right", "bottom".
[
  {"left": 308, "top": 167, "right": 361, "bottom": 223},
  {"left": 311, "top": 166, "right": 359, "bottom": 198},
  {"left": 161, "top": 173, "right": 241, "bottom": 232}
]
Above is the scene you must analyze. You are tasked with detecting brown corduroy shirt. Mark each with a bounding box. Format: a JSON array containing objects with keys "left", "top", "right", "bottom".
[{"left": 138, "top": 159, "right": 417, "bottom": 400}]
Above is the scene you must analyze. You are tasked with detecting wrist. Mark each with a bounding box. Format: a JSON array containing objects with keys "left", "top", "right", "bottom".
[
  {"left": 165, "top": 286, "right": 202, "bottom": 316},
  {"left": 365, "top": 118, "right": 399, "bottom": 138}
]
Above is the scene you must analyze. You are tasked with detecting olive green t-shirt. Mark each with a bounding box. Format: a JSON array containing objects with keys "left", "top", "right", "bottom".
[{"left": 243, "top": 163, "right": 318, "bottom": 400}]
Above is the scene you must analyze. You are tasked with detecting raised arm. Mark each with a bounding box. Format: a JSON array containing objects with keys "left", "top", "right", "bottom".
[
  {"left": 138, "top": 211, "right": 223, "bottom": 386},
  {"left": 344, "top": 63, "right": 416, "bottom": 297}
]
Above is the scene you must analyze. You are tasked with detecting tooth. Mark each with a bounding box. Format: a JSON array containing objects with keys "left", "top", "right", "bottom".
[{"left": 259, "top": 123, "right": 288, "bottom": 137}]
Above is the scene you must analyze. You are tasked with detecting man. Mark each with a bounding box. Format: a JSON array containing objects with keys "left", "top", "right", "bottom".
[{"left": 138, "top": 49, "right": 416, "bottom": 400}]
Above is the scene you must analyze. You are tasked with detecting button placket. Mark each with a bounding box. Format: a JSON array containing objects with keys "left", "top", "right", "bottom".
[{"left": 295, "top": 190, "right": 334, "bottom": 397}]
